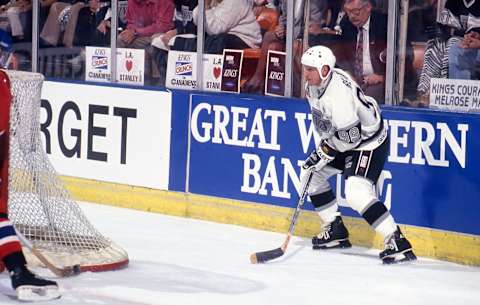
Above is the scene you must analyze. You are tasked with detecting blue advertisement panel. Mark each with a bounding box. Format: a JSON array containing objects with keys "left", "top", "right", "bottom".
[
  {"left": 187, "top": 93, "right": 480, "bottom": 235},
  {"left": 168, "top": 89, "right": 191, "bottom": 192},
  {"left": 188, "top": 93, "right": 311, "bottom": 205},
  {"left": 381, "top": 107, "right": 476, "bottom": 234}
]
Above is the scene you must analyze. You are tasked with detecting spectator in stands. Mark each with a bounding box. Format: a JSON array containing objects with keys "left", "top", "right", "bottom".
[
  {"left": 153, "top": 0, "right": 261, "bottom": 85},
  {"left": 336, "top": 0, "right": 415, "bottom": 104},
  {"left": 335, "top": 0, "right": 388, "bottom": 103},
  {"left": 118, "top": 0, "right": 174, "bottom": 84},
  {"left": 241, "top": 0, "right": 326, "bottom": 95},
  {"left": 252, "top": 0, "right": 271, "bottom": 34},
  {"left": 39, "top": 0, "right": 86, "bottom": 47},
  {"left": 0, "top": 0, "right": 31, "bottom": 41},
  {"left": 118, "top": 0, "right": 174, "bottom": 49},
  {"left": 151, "top": 0, "right": 197, "bottom": 85},
  {"left": 415, "top": 0, "right": 480, "bottom": 106},
  {"left": 193, "top": 0, "right": 261, "bottom": 54},
  {"left": 39, "top": 0, "right": 58, "bottom": 29},
  {"left": 156, "top": 0, "right": 196, "bottom": 51},
  {"left": 73, "top": 0, "right": 112, "bottom": 47},
  {"left": 66, "top": 0, "right": 116, "bottom": 68},
  {"left": 448, "top": 31, "right": 480, "bottom": 79},
  {"left": 308, "top": 0, "right": 344, "bottom": 47}
]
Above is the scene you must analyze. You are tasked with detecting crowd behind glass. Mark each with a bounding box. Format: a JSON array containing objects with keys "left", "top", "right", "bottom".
[{"left": 2, "top": 0, "right": 478, "bottom": 110}]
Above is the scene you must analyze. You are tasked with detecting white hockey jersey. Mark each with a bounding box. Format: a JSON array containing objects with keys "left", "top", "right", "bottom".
[{"left": 306, "top": 68, "right": 387, "bottom": 153}]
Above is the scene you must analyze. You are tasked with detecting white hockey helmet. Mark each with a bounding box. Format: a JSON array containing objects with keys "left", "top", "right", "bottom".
[{"left": 301, "top": 45, "right": 336, "bottom": 80}]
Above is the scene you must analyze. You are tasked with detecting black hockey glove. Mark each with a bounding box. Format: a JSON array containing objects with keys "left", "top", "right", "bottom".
[{"left": 302, "top": 140, "right": 338, "bottom": 170}]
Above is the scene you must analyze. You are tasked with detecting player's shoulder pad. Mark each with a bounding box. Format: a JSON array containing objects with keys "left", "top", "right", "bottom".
[{"left": 328, "top": 71, "right": 355, "bottom": 99}]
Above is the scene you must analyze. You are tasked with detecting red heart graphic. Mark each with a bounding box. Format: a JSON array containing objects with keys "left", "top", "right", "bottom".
[
  {"left": 213, "top": 66, "right": 221, "bottom": 79},
  {"left": 126, "top": 60, "right": 133, "bottom": 72}
]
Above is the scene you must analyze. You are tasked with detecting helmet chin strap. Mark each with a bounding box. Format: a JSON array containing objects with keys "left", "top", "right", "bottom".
[
  {"left": 318, "top": 65, "right": 332, "bottom": 81},
  {"left": 309, "top": 71, "right": 333, "bottom": 98}
]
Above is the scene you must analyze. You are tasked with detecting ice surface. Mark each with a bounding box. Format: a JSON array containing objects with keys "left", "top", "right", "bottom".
[{"left": 0, "top": 202, "right": 478, "bottom": 305}]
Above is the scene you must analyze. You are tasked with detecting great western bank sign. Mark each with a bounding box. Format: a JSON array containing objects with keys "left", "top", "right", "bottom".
[{"left": 187, "top": 93, "right": 478, "bottom": 235}]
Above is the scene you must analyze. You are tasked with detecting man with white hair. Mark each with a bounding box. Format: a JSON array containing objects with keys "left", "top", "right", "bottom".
[{"left": 300, "top": 45, "right": 416, "bottom": 264}]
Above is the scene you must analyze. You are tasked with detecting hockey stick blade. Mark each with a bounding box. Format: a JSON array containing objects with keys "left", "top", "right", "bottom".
[
  {"left": 250, "top": 168, "right": 315, "bottom": 264},
  {"left": 250, "top": 247, "right": 285, "bottom": 264}
]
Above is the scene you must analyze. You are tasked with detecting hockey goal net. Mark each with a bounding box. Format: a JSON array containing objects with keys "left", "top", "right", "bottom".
[{"left": 5, "top": 70, "right": 129, "bottom": 272}]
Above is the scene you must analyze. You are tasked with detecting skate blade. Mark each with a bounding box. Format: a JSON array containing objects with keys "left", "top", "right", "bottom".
[
  {"left": 382, "top": 250, "right": 417, "bottom": 265},
  {"left": 313, "top": 239, "right": 352, "bottom": 250},
  {"left": 16, "top": 285, "right": 61, "bottom": 302}
]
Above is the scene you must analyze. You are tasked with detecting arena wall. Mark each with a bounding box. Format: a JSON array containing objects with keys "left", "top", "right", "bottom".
[{"left": 41, "top": 81, "right": 480, "bottom": 265}]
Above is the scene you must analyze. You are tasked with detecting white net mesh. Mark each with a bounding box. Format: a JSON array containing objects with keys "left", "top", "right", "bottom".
[{"left": 5, "top": 70, "right": 128, "bottom": 271}]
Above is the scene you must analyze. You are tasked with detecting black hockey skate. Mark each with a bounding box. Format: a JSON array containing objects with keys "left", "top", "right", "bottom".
[
  {"left": 379, "top": 226, "right": 417, "bottom": 264},
  {"left": 10, "top": 266, "right": 61, "bottom": 301},
  {"left": 312, "top": 216, "right": 352, "bottom": 250}
]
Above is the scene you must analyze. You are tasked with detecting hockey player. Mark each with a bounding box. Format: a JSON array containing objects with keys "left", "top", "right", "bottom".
[
  {"left": 0, "top": 70, "right": 61, "bottom": 301},
  {"left": 300, "top": 45, "right": 416, "bottom": 264}
]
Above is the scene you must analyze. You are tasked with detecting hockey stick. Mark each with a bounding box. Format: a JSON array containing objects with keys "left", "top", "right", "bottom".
[
  {"left": 15, "top": 229, "right": 81, "bottom": 277},
  {"left": 250, "top": 167, "right": 315, "bottom": 264}
]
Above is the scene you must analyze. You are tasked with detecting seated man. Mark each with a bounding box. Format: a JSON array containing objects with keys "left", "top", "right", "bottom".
[
  {"left": 335, "top": 0, "right": 416, "bottom": 104},
  {"left": 193, "top": 0, "right": 261, "bottom": 54},
  {"left": 118, "top": 0, "right": 173, "bottom": 49},
  {"left": 40, "top": 0, "right": 86, "bottom": 47},
  {"left": 64, "top": 0, "right": 113, "bottom": 67},
  {"left": 73, "top": 0, "right": 112, "bottom": 47},
  {"left": 337, "top": 0, "right": 388, "bottom": 103},
  {"left": 448, "top": 31, "right": 480, "bottom": 80},
  {"left": 118, "top": 0, "right": 173, "bottom": 83},
  {"left": 151, "top": 0, "right": 197, "bottom": 86}
]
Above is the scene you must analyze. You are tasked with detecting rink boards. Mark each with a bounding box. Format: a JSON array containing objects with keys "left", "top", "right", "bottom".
[{"left": 40, "top": 81, "right": 480, "bottom": 265}]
